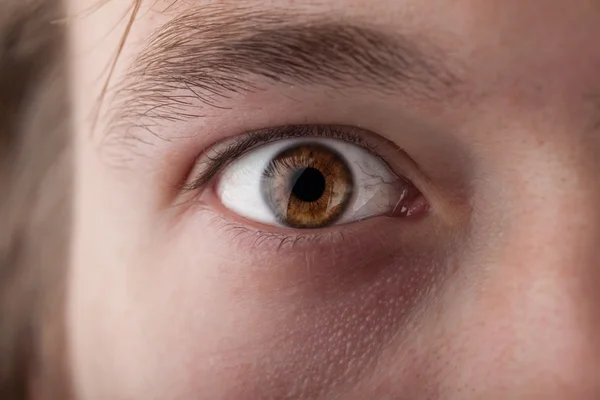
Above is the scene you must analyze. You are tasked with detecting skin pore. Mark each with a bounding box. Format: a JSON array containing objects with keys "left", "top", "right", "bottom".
[{"left": 65, "top": 0, "right": 600, "bottom": 399}]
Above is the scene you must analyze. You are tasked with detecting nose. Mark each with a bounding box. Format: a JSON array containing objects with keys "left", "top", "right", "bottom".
[{"left": 445, "top": 148, "right": 600, "bottom": 398}]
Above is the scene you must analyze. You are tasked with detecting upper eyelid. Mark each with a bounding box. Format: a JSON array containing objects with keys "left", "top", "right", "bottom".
[{"left": 181, "top": 125, "right": 383, "bottom": 192}]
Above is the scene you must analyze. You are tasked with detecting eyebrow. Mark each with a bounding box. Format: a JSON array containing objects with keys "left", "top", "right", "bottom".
[{"left": 106, "top": 6, "right": 462, "bottom": 140}]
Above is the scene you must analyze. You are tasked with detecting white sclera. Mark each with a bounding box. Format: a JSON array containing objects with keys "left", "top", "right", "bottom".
[{"left": 216, "top": 138, "right": 404, "bottom": 227}]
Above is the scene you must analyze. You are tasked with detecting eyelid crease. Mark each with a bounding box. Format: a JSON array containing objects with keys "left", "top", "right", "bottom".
[{"left": 181, "top": 125, "right": 380, "bottom": 192}]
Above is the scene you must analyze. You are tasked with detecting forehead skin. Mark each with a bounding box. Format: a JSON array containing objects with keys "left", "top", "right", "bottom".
[{"left": 65, "top": 1, "right": 600, "bottom": 399}]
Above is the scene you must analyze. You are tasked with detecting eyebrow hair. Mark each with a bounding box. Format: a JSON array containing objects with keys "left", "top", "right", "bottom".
[{"left": 105, "top": 5, "right": 462, "bottom": 143}]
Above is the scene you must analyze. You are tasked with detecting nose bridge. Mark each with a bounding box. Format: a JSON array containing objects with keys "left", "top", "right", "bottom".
[
  {"left": 504, "top": 144, "right": 600, "bottom": 288},
  {"left": 492, "top": 136, "right": 600, "bottom": 279},
  {"left": 479, "top": 147, "right": 600, "bottom": 389},
  {"left": 507, "top": 168, "right": 600, "bottom": 282}
]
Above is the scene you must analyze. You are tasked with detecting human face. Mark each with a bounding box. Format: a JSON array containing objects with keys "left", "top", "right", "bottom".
[{"left": 65, "top": 0, "right": 600, "bottom": 398}]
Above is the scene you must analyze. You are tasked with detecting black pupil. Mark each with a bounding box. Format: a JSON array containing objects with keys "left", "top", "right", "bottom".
[{"left": 291, "top": 167, "right": 326, "bottom": 202}]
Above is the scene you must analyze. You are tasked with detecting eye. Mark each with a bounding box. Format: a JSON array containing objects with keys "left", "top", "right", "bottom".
[{"left": 216, "top": 136, "right": 424, "bottom": 229}]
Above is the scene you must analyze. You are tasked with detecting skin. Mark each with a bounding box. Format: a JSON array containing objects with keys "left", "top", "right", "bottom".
[{"left": 66, "top": 0, "right": 600, "bottom": 399}]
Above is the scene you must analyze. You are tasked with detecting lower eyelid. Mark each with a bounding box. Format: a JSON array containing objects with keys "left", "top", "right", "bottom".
[
  {"left": 209, "top": 215, "right": 350, "bottom": 252},
  {"left": 191, "top": 186, "right": 358, "bottom": 250},
  {"left": 195, "top": 185, "right": 430, "bottom": 255}
]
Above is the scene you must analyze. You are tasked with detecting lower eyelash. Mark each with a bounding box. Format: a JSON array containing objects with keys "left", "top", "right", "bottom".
[{"left": 208, "top": 215, "right": 351, "bottom": 252}]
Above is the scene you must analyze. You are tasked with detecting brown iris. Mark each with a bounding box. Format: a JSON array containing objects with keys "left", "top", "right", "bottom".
[{"left": 261, "top": 143, "right": 354, "bottom": 228}]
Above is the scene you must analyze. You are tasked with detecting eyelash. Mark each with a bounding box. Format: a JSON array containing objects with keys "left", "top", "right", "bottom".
[
  {"left": 181, "top": 124, "right": 381, "bottom": 192},
  {"left": 181, "top": 124, "right": 415, "bottom": 251},
  {"left": 208, "top": 215, "right": 357, "bottom": 252}
]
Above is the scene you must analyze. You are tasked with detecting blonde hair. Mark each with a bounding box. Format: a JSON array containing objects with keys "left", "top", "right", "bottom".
[
  {"left": 0, "top": 0, "right": 143, "bottom": 398},
  {"left": 0, "top": 0, "right": 70, "bottom": 398}
]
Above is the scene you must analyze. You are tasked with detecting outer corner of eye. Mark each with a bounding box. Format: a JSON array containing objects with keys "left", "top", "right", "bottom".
[{"left": 214, "top": 132, "right": 426, "bottom": 230}]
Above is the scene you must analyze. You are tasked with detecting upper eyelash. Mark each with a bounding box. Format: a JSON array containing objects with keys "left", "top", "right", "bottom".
[{"left": 181, "top": 124, "right": 380, "bottom": 192}]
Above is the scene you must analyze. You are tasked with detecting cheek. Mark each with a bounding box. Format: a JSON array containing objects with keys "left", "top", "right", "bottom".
[{"left": 86, "top": 216, "right": 452, "bottom": 400}]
